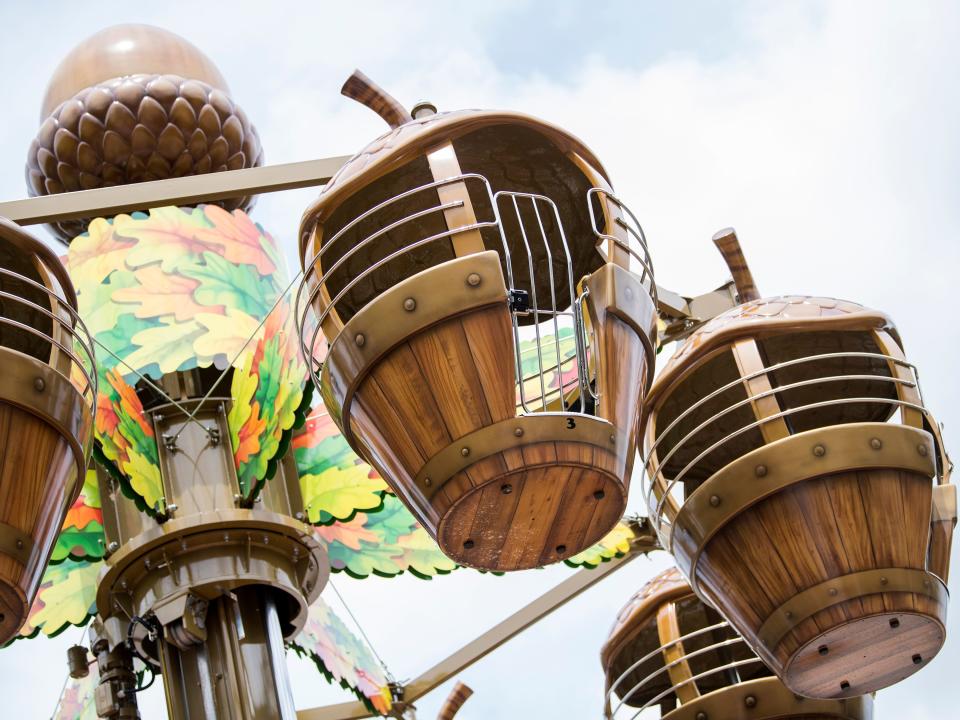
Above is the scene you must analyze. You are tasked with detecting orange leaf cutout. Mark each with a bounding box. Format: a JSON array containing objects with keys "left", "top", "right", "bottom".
[
  {"left": 195, "top": 206, "right": 276, "bottom": 275},
  {"left": 113, "top": 265, "right": 216, "bottom": 321}
]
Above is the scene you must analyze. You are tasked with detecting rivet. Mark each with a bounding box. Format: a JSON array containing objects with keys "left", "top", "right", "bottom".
[
  {"left": 555, "top": 544, "right": 567, "bottom": 554},
  {"left": 460, "top": 447, "right": 470, "bottom": 457},
  {"left": 294, "top": 511, "right": 305, "bottom": 521},
  {"left": 108, "top": 542, "right": 119, "bottom": 553},
  {"left": 840, "top": 681, "right": 850, "bottom": 691},
  {"left": 514, "top": 427, "right": 524, "bottom": 437},
  {"left": 880, "top": 576, "right": 889, "bottom": 585},
  {"left": 14, "top": 539, "right": 23, "bottom": 550},
  {"left": 33, "top": 377, "right": 45, "bottom": 392},
  {"left": 918, "top": 443, "right": 929, "bottom": 457},
  {"left": 424, "top": 477, "right": 432, "bottom": 487},
  {"left": 463, "top": 539, "right": 474, "bottom": 550},
  {"left": 466, "top": 273, "right": 481, "bottom": 287},
  {"left": 609, "top": 434, "right": 616, "bottom": 444},
  {"left": 709, "top": 495, "right": 721, "bottom": 507},
  {"left": 755, "top": 464, "right": 768, "bottom": 477},
  {"left": 813, "top": 444, "right": 826, "bottom": 457},
  {"left": 870, "top": 437, "right": 883, "bottom": 450},
  {"left": 403, "top": 297, "right": 416, "bottom": 312},
  {"left": 696, "top": 713, "right": 708, "bottom": 720},
  {"left": 829, "top": 587, "right": 838, "bottom": 597},
  {"left": 594, "top": 490, "right": 605, "bottom": 500},
  {"left": 890, "top": 618, "right": 900, "bottom": 629},
  {"left": 818, "top": 645, "right": 829, "bottom": 656},
  {"left": 744, "top": 695, "right": 756, "bottom": 708},
  {"left": 785, "top": 611, "right": 794, "bottom": 620},
  {"left": 913, "top": 654, "right": 923, "bottom": 665},
  {"left": 355, "top": 333, "right": 365, "bottom": 347},
  {"left": 501, "top": 483, "right": 513, "bottom": 495}
]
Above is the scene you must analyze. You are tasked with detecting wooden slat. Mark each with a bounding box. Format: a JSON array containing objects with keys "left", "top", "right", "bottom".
[{"left": 730, "top": 338, "right": 790, "bottom": 443}]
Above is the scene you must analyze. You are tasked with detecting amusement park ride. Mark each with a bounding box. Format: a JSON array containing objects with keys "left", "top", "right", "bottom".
[{"left": 0, "top": 22, "right": 953, "bottom": 720}]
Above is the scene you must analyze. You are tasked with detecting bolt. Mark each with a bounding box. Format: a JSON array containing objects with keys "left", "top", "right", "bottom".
[
  {"left": 556, "top": 544, "right": 567, "bottom": 554},
  {"left": 829, "top": 587, "right": 838, "bottom": 597},
  {"left": 840, "top": 681, "right": 850, "bottom": 691},
  {"left": 918, "top": 443, "right": 929, "bottom": 457},
  {"left": 514, "top": 427, "right": 524, "bottom": 437},
  {"left": 466, "top": 273, "right": 481, "bottom": 287},
  {"left": 33, "top": 377, "right": 45, "bottom": 392},
  {"left": 424, "top": 477, "right": 432, "bottom": 487},
  {"left": 609, "top": 434, "right": 616, "bottom": 443},
  {"left": 501, "top": 483, "right": 513, "bottom": 495},
  {"left": 744, "top": 695, "right": 756, "bottom": 708},
  {"left": 709, "top": 495, "right": 721, "bottom": 507},
  {"left": 14, "top": 540, "right": 23, "bottom": 550},
  {"left": 785, "top": 611, "right": 794, "bottom": 620},
  {"left": 460, "top": 447, "right": 470, "bottom": 457},
  {"left": 870, "top": 437, "right": 883, "bottom": 450},
  {"left": 355, "top": 333, "right": 365, "bottom": 347},
  {"left": 813, "top": 444, "right": 826, "bottom": 457},
  {"left": 818, "top": 645, "right": 829, "bottom": 656},
  {"left": 108, "top": 541, "right": 119, "bottom": 553},
  {"left": 167, "top": 503, "right": 178, "bottom": 513},
  {"left": 913, "top": 654, "right": 923, "bottom": 665},
  {"left": 463, "top": 539, "right": 475, "bottom": 550},
  {"left": 594, "top": 490, "right": 605, "bottom": 500},
  {"left": 755, "top": 464, "right": 768, "bottom": 477},
  {"left": 880, "top": 576, "right": 889, "bottom": 585},
  {"left": 696, "top": 713, "right": 708, "bottom": 720},
  {"left": 403, "top": 298, "right": 416, "bottom": 312},
  {"left": 890, "top": 618, "right": 900, "bottom": 629},
  {"left": 294, "top": 511, "right": 305, "bottom": 521}
]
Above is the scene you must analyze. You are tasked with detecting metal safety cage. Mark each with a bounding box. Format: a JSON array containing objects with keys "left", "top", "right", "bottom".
[
  {"left": 295, "top": 173, "right": 656, "bottom": 421},
  {"left": 643, "top": 350, "right": 952, "bottom": 551}
]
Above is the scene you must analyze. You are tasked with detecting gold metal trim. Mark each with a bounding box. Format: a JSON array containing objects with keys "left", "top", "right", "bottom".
[
  {"left": 757, "top": 568, "right": 948, "bottom": 650},
  {"left": 0, "top": 346, "right": 93, "bottom": 480},
  {"left": 414, "top": 413, "right": 625, "bottom": 502},
  {"left": 670, "top": 423, "right": 936, "bottom": 584},
  {"left": 662, "top": 677, "right": 873, "bottom": 720},
  {"left": 0, "top": 522, "right": 34, "bottom": 565},
  {"left": 322, "top": 251, "right": 508, "bottom": 449}
]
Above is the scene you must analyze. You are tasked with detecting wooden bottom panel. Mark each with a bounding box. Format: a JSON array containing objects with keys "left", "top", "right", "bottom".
[
  {"left": 436, "top": 443, "right": 625, "bottom": 571},
  {"left": 694, "top": 467, "right": 943, "bottom": 697},
  {"left": 0, "top": 402, "right": 78, "bottom": 641}
]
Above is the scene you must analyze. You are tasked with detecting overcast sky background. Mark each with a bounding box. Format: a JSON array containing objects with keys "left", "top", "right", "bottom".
[{"left": 0, "top": 1, "right": 958, "bottom": 718}]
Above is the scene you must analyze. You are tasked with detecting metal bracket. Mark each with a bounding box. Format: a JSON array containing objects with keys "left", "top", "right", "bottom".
[{"left": 0, "top": 522, "right": 33, "bottom": 565}]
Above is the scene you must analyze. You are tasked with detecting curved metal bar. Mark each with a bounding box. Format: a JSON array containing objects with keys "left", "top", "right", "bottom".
[
  {"left": 649, "top": 396, "right": 938, "bottom": 535},
  {"left": 606, "top": 620, "right": 728, "bottom": 703},
  {"left": 646, "top": 372, "right": 917, "bottom": 520},
  {"left": 612, "top": 633, "right": 753, "bottom": 715},
  {"left": 641, "top": 351, "right": 921, "bottom": 516},
  {"left": 0, "top": 289, "right": 96, "bottom": 372},
  {"left": 627, "top": 658, "right": 765, "bottom": 719},
  {"left": 0, "top": 316, "right": 96, "bottom": 404},
  {"left": 587, "top": 187, "right": 656, "bottom": 304}
]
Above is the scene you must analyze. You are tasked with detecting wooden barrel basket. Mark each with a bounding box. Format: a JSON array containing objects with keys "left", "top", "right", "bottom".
[
  {"left": 0, "top": 217, "right": 95, "bottom": 642},
  {"left": 643, "top": 231, "right": 955, "bottom": 699},
  {"left": 601, "top": 567, "right": 873, "bottom": 719},
  {"left": 297, "top": 71, "right": 658, "bottom": 571}
]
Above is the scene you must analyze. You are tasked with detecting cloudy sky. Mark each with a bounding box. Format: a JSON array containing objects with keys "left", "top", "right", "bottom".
[{"left": 0, "top": 1, "right": 958, "bottom": 718}]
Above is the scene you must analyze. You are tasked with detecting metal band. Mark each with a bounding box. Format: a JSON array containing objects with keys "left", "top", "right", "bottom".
[
  {"left": 414, "top": 413, "right": 625, "bottom": 502},
  {"left": 757, "top": 568, "right": 949, "bottom": 651},
  {"left": 321, "top": 251, "right": 509, "bottom": 451},
  {"left": 662, "top": 676, "right": 873, "bottom": 720},
  {"left": 0, "top": 346, "right": 93, "bottom": 481},
  {"left": 670, "top": 423, "right": 936, "bottom": 584},
  {"left": 0, "top": 522, "right": 34, "bottom": 565}
]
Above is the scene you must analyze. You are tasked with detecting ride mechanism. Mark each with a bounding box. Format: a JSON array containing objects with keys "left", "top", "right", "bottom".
[{"left": 0, "top": 22, "right": 953, "bottom": 720}]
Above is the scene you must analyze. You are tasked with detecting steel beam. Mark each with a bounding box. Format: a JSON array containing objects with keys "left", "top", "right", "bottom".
[
  {"left": 296, "top": 531, "right": 658, "bottom": 720},
  {"left": 0, "top": 155, "right": 351, "bottom": 227}
]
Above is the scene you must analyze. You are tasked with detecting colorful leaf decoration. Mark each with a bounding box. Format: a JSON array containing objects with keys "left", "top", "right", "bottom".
[
  {"left": 290, "top": 596, "right": 393, "bottom": 715},
  {"left": 17, "top": 559, "right": 102, "bottom": 640},
  {"left": 52, "top": 470, "right": 106, "bottom": 563},
  {"left": 53, "top": 662, "right": 98, "bottom": 720},
  {"left": 317, "top": 495, "right": 457, "bottom": 579},
  {"left": 294, "top": 404, "right": 388, "bottom": 525},
  {"left": 564, "top": 521, "right": 636, "bottom": 569},
  {"left": 66, "top": 206, "right": 309, "bottom": 511}
]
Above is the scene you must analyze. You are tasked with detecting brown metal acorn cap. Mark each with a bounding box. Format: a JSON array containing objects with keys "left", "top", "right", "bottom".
[
  {"left": 26, "top": 24, "right": 263, "bottom": 242},
  {"left": 298, "top": 73, "right": 611, "bottom": 264},
  {"left": 600, "top": 566, "right": 692, "bottom": 673},
  {"left": 649, "top": 295, "right": 899, "bottom": 412}
]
